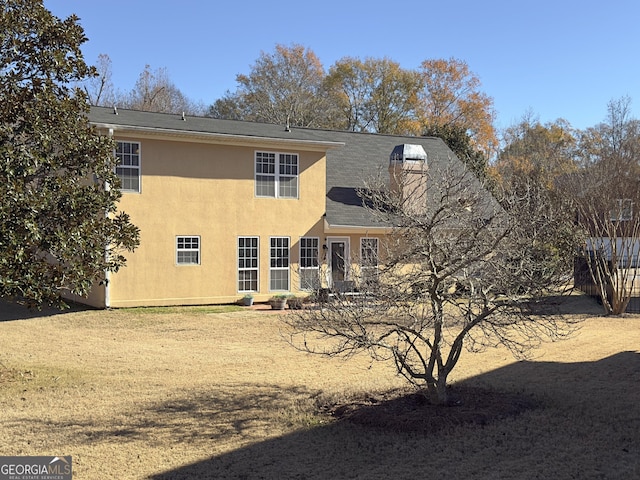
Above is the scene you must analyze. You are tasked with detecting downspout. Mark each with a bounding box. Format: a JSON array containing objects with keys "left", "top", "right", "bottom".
[{"left": 104, "top": 128, "right": 113, "bottom": 308}]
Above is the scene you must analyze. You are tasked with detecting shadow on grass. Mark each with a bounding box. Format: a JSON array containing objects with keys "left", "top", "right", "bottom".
[
  {"left": 147, "top": 352, "right": 640, "bottom": 480},
  {"left": 0, "top": 298, "right": 92, "bottom": 322},
  {"left": 528, "top": 293, "right": 604, "bottom": 316},
  {"left": 30, "top": 384, "right": 320, "bottom": 447}
]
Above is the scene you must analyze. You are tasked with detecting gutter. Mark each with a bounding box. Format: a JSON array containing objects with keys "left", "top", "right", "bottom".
[
  {"left": 91, "top": 123, "right": 345, "bottom": 151},
  {"left": 323, "top": 217, "right": 392, "bottom": 234},
  {"left": 104, "top": 128, "right": 113, "bottom": 309}
]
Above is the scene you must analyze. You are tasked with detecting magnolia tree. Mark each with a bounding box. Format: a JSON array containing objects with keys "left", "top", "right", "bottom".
[
  {"left": 0, "top": 1, "right": 139, "bottom": 307},
  {"left": 284, "top": 160, "right": 580, "bottom": 405}
]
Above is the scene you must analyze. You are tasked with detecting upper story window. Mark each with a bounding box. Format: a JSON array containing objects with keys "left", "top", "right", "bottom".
[
  {"left": 611, "top": 199, "right": 633, "bottom": 222},
  {"left": 116, "top": 141, "right": 141, "bottom": 193},
  {"left": 255, "top": 151, "right": 299, "bottom": 199}
]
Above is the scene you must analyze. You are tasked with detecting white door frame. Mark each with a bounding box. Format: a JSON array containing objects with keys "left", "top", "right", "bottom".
[{"left": 326, "top": 237, "right": 350, "bottom": 287}]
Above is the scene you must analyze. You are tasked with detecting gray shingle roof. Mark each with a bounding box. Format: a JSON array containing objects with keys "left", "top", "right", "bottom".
[
  {"left": 322, "top": 130, "right": 461, "bottom": 228},
  {"left": 89, "top": 106, "right": 466, "bottom": 229},
  {"left": 89, "top": 106, "right": 344, "bottom": 147}
]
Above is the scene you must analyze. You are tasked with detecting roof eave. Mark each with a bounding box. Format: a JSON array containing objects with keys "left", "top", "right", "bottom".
[
  {"left": 92, "top": 122, "right": 345, "bottom": 151},
  {"left": 324, "top": 218, "right": 392, "bottom": 234}
]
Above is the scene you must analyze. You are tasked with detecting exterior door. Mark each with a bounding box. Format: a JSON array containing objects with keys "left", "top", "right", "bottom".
[{"left": 328, "top": 238, "right": 349, "bottom": 286}]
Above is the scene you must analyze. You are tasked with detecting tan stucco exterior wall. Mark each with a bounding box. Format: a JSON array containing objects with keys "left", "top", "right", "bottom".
[{"left": 106, "top": 135, "right": 327, "bottom": 307}]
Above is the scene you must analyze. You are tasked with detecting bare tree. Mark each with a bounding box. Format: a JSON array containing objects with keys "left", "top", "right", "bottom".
[
  {"left": 574, "top": 192, "right": 640, "bottom": 315},
  {"left": 577, "top": 97, "right": 640, "bottom": 168},
  {"left": 285, "top": 161, "right": 579, "bottom": 405},
  {"left": 123, "top": 65, "right": 203, "bottom": 114},
  {"left": 567, "top": 98, "right": 640, "bottom": 315},
  {"left": 83, "top": 53, "right": 116, "bottom": 106},
  {"left": 418, "top": 58, "right": 498, "bottom": 159},
  {"left": 324, "top": 57, "right": 422, "bottom": 134},
  {"left": 209, "top": 44, "right": 339, "bottom": 128},
  {"left": 496, "top": 114, "right": 578, "bottom": 191}
]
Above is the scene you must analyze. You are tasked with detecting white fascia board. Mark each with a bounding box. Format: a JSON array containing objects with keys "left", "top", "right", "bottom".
[
  {"left": 323, "top": 218, "right": 392, "bottom": 234},
  {"left": 92, "top": 123, "right": 344, "bottom": 151}
]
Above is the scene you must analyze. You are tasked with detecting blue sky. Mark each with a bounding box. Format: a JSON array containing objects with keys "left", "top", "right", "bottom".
[{"left": 44, "top": 0, "right": 640, "bottom": 131}]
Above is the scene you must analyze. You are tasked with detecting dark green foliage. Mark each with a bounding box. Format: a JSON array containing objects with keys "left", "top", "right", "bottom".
[
  {"left": 0, "top": 0, "right": 139, "bottom": 307},
  {"left": 422, "top": 123, "right": 490, "bottom": 183}
]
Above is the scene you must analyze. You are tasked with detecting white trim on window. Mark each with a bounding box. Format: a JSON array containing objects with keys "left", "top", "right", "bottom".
[
  {"left": 611, "top": 198, "right": 633, "bottom": 221},
  {"left": 360, "top": 237, "right": 379, "bottom": 287},
  {"left": 360, "top": 237, "right": 379, "bottom": 268},
  {"left": 176, "top": 236, "right": 200, "bottom": 265},
  {"left": 115, "top": 140, "right": 141, "bottom": 193},
  {"left": 299, "top": 237, "right": 320, "bottom": 290},
  {"left": 255, "top": 151, "right": 299, "bottom": 199},
  {"left": 269, "top": 236, "right": 290, "bottom": 291},
  {"left": 238, "top": 236, "right": 259, "bottom": 292}
]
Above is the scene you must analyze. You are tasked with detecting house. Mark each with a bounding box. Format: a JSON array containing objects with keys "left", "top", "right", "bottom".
[{"left": 82, "top": 106, "right": 466, "bottom": 308}]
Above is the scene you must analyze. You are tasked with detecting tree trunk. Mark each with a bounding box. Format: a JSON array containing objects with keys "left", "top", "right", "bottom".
[{"left": 426, "top": 372, "right": 449, "bottom": 405}]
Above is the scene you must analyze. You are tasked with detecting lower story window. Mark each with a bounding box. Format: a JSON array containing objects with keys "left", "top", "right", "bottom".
[
  {"left": 360, "top": 237, "right": 379, "bottom": 285},
  {"left": 238, "top": 236, "right": 259, "bottom": 292},
  {"left": 270, "top": 237, "right": 290, "bottom": 291},
  {"left": 300, "top": 237, "right": 320, "bottom": 290},
  {"left": 176, "top": 236, "right": 200, "bottom": 265}
]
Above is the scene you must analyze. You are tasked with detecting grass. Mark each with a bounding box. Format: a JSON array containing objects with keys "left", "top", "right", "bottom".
[
  {"left": 120, "top": 304, "right": 243, "bottom": 315},
  {"left": 0, "top": 296, "right": 638, "bottom": 479}
]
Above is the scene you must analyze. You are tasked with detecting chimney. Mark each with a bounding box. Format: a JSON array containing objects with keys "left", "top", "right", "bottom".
[{"left": 389, "top": 144, "right": 428, "bottom": 214}]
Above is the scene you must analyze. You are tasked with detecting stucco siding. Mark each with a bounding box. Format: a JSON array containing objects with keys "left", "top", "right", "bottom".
[{"left": 108, "top": 137, "right": 327, "bottom": 307}]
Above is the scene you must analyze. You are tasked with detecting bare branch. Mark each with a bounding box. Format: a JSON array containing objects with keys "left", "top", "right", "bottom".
[{"left": 284, "top": 161, "right": 580, "bottom": 405}]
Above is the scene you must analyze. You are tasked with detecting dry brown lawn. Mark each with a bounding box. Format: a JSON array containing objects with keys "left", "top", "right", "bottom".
[{"left": 0, "top": 296, "right": 639, "bottom": 479}]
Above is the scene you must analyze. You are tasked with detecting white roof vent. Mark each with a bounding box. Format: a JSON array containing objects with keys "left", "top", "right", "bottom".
[{"left": 390, "top": 144, "right": 427, "bottom": 164}]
